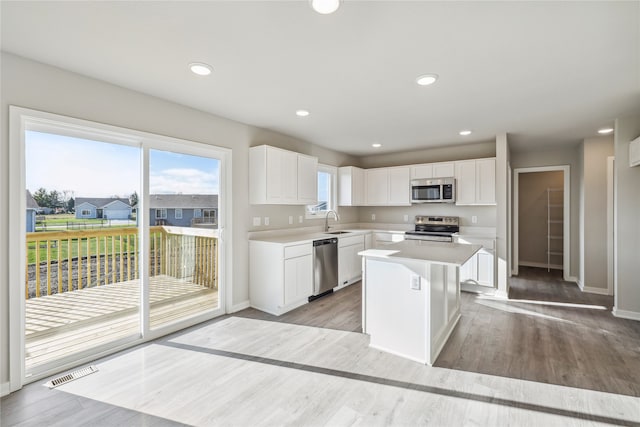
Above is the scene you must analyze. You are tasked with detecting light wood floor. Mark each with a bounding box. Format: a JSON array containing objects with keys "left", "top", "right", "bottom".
[
  {"left": 3, "top": 268, "right": 639, "bottom": 426},
  {"left": 26, "top": 276, "right": 218, "bottom": 370}
]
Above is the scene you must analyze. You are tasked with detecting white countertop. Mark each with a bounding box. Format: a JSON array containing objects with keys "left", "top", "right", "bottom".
[
  {"left": 249, "top": 229, "right": 371, "bottom": 245},
  {"left": 359, "top": 239, "right": 482, "bottom": 266}
]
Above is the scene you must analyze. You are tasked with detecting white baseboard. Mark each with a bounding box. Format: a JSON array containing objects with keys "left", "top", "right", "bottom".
[
  {"left": 518, "top": 261, "right": 563, "bottom": 270},
  {"left": 582, "top": 286, "right": 611, "bottom": 295},
  {"left": 494, "top": 290, "right": 509, "bottom": 299},
  {"left": 229, "top": 300, "right": 251, "bottom": 313},
  {"left": 1, "top": 381, "right": 10, "bottom": 397},
  {"left": 613, "top": 308, "right": 640, "bottom": 321}
]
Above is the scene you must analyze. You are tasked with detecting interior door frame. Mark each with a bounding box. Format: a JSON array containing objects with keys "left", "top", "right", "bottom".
[
  {"left": 512, "top": 165, "right": 570, "bottom": 281},
  {"left": 8, "top": 106, "right": 233, "bottom": 390}
]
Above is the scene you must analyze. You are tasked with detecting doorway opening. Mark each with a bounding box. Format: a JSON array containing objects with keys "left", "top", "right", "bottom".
[{"left": 513, "top": 166, "right": 570, "bottom": 281}]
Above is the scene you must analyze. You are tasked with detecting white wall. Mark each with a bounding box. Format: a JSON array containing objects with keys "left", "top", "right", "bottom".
[
  {"left": 580, "top": 137, "right": 614, "bottom": 292},
  {"left": 0, "top": 53, "right": 353, "bottom": 386},
  {"left": 614, "top": 115, "right": 640, "bottom": 319}
]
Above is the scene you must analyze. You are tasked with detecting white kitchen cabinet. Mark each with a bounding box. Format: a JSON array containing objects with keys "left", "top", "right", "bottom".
[
  {"left": 249, "top": 145, "right": 318, "bottom": 205},
  {"left": 338, "top": 166, "right": 365, "bottom": 206},
  {"left": 411, "top": 162, "right": 455, "bottom": 179},
  {"left": 250, "top": 240, "right": 313, "bottom": 315},
  {"left": 338, "top": 234, "right": 365, "bottom": 288},
  {"left": 455, "top": 236, "right": 495, "bottom": 287},
  {"left": 365, "top": 166, "right": 410, "bottom": 206},
  {"left": 297, "top": 154, "right": 319, "bottom": 204},
  {"left": 373, "top": 231, "right": 406, "bottom": 247},
  {"left": 454, "top": 158, "right": 496, "bottom": 205}
]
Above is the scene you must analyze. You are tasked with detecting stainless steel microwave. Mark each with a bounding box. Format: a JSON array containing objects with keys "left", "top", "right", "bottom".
[{"left": 410, "top": 178, "right": 456, "bottom": 203}]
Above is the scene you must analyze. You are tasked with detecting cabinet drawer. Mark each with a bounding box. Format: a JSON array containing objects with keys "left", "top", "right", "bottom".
[
  {"left": 284, "top": 243, "right": 312, "bottom": 259},
  {"left": 338, "top": 234, "right": 364, "bottom": 247}
]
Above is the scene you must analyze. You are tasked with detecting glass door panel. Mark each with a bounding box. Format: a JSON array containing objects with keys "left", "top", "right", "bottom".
[
  {"left": 24, "top": 131, "right": 140, "bottom": 374},
  {"left": 148, "top": 149, "right": 220, "bottom": 329}
]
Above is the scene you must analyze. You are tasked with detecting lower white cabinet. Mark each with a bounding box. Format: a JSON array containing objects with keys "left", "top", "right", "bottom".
[
  {"left": 455, "top": 236, "right": 495, "bottom": 287},
  {"left": 338, "top": 234, "right": 365, "bottom": 288},
  {"left": 250, "top": 240, "right": 313, "bottom": 315}
]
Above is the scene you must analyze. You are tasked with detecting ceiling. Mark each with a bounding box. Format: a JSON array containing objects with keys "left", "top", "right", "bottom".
[{"left": 2, "top": 1, "right": 639, "bottom": 155}]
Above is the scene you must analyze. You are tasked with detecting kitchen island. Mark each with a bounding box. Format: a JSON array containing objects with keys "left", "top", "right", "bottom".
[{"left": 359, "top": 240, "right": 481, "bottom": 365}]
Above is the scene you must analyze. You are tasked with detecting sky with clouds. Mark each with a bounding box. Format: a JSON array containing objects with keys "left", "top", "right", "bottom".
[{"left": 26, "top": 131, "right": 219, "bottom": 198}]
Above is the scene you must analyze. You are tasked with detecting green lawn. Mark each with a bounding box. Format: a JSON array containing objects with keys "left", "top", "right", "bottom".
[{"left": 35, "top": 214, "right": 136, "bottom": 231}]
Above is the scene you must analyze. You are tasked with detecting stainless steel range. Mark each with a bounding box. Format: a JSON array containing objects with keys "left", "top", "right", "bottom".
[{"left": 404, "top": 215, "right": 459, "bottom": 242}]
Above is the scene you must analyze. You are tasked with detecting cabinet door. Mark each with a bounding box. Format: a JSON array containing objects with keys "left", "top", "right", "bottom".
[
  {"left": 338, "top": 245, "right": 350, "bottom": 286},
  {"left": 411, "top": 164, "right": 433, "bottom": 179},
  {"left": 338, "top": 167, "right": 365, "bottom": 206},
  {"left": 281, "top": 150, "right": 298, "bottom": 203},
  {"left": 455, "top": 160, "right": 476, "bottom": 205},
  {"left": 350, "top": 243, "right": 365, "bottom": 281},
  {"left": 365, "top": 168, "right": 388, "bottom": 205},
  {"left": 352, "top": 167, "right": 365, "bottom": 205},
  {"left": 459, "top": 253, "right": 478, "bottom": 283},
  {"left": 433, "top": 162, "right": 455, "bottom": 178},
  {"left": 265, "top": 147, "right": 284, "bottom": 202},
  {"left": 297, "top": 154, "right": 318, "bottom": 204},
  {"left": 476, "top": 250, "right": 494, "bottom": 286},
  {"left": 284, "top": 255, "right": 312, "bottom": 306},
  {"left": 476, "top": 158, "right": 496, "bottom": 205},
  {"left": 388, "top": 167, "right": 411, "bottom": 206}
]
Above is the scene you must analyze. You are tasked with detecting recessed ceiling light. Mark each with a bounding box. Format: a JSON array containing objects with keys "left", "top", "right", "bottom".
[
  {"left": 416, "top": 74, "right": 438, "bottom": 86},
  {"left": 372, "top": 143, "right": 382, "bottom": 148},
  {"left": 310, "top": 0, "right": 340, "bottom": 14},
  {"left": 459, "top": 130, "right": 472, "bottom": 136},
  {"left": 598, "top": 127, "right": 614, "bottom": 134},
  {"left": 296, "top": 110, "right": 310, "bottom": 117},
  {"left": 189, "top": 62, "right": 212, "bottom": 76}
]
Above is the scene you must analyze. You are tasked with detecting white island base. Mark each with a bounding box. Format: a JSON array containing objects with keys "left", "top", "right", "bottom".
[{"left": 360, "top": 241, "right": 480, "bottom": 365}]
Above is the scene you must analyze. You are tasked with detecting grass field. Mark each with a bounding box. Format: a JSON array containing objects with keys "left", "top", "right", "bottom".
[{"left": 35, "top": 214, "right": 136, "bottom": 231}]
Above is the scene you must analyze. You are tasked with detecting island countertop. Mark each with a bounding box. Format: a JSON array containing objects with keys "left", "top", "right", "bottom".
[{"left": 359, "top": 239, "right": 482, "bottom": 266}]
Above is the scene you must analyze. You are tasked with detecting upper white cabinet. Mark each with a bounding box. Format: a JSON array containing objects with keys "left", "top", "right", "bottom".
[
  {"left": 249, "top": 145, "right": 318, "bottom": 205},
  {"left": 411, "top": 161, "right": 455, "bottom": 179},
  {"left": 338, "top": 166, "right": 365, "bottom": 206},
  {"left": 454, "top": 158, "right": 496, "bottom": 205},
  {"left": 364, "top": 166, "right": 410, "bottom": 206}
]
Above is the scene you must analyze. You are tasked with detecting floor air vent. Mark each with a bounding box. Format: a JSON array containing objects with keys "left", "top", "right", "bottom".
[{"left": 44, "top": 365, "right": 98, "bottom": 388}]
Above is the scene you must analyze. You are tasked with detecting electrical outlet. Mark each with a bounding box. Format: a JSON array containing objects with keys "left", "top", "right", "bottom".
[
  {"left": 472, "top": 215, "right": 478, "bottom": 224},
  {"left": 264, "top": 217, "right": 270, "bottom": 226},
  {"left": 411, "top": 275, "right": 421, "bottom": 290},
  {"left": 371, "top": 213, "right": 376, "bottom": 221},
  {"left": 253, "top": 217, "right": 261, "bottom": 226},
  {"left": 288, "top": 216, "right": 293, "bottom": 225},
  {"left": 403, "top": 214, "right": 409, "bottom": 222},
  {"left": 298, "top": 215, "right": 303, "bottom": 223}
]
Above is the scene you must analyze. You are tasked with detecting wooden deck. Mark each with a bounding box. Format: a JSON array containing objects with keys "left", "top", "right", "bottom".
[{"left": 25, "top": 276, "right": 218, "bottom": 370}]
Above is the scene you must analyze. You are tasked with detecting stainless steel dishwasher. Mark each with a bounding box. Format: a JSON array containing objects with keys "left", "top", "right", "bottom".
[{"left": 311, "top": 237, "right": 338, "bottom": 300}]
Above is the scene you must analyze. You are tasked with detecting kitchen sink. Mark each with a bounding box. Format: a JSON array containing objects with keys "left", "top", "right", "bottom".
[{"left": 326, "top": 231, "right": 351, "bottom": 235}]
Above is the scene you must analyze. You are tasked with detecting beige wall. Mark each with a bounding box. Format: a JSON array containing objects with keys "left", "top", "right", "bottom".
[
  {"left": 614, "top": 114, "right": 640, "bottom": 318},
  {"left": 511, "top": 146, "right": 580, "bottom": 280},
  {"left": 0, "top": 53, "right": 353, "bottom": 386},
  {"left": 358, "top": 141, "right": 496, "bottom": 169},
  {"left": 518, "top": 171, "right": 564, "bottom": 267},
  {"left": 357, "top": 205, "right": 496, "bottom": 228},
  {"left": 580, "top": 137, "right": 614, "bottom": 291}
]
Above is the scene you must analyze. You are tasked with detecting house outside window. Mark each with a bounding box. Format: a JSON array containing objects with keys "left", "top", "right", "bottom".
[
  {"left": 155, "top": 208, "right": 167, "bottom": 219},
  {"left": 203, "top": 209, "right": 217, "bottom": 224},
  {"left": 81, "top": 209, "right": 91, "bottom": 217},
  {"left": 174, "top": 208, "right": 182, "bottom": 219},
  {"left": 306, "top": 164, "right": 337, "bottom": 219},
  {"left": 193, "top": 208, "right": 202, "bottom": 218}
]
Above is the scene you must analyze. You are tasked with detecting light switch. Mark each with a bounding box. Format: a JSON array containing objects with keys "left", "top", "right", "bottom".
[
  {"left": 264, "top": 217, "right": 270, "bottom": 226},
  {"left": 288, "top": 216, "right": 293, "bottom": 225},
  {"left": 299, "top": 215, "right": 303, "bottom": 223},
  {"left": 403, "top": 214, "right": 409, "bottom": 222},
  {"left": 371, "top": 213, "right": 376, "bottom": 221},
  {"left": 411, "top": 275, "right": 421, "bottom": 290},
  {"left": 253, "top": 217, "right": 261, "bottom": 226},
  {"left": 472, "top": 215, "right": 478, "bottom": 224}
]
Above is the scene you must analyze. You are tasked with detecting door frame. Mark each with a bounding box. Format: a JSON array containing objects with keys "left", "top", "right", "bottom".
[
  {"left": 607, "top": 156, "right": 615, "bottom": 296},
  {"left": 8, "top": 106, "right": 233, "bottom": 390},
  {"left": 512, "top": 165, "right": 570, "bottom": 281}
]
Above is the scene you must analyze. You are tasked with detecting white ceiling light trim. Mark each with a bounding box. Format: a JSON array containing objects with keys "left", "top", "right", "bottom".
[
  {"left": 416, "top": 74, "right": 438, "bottom": 86},
  {"left": 459, "top": 130, "right": 472, "bottom": 136},
  {"left": 598, "top": 127, "right": 614, "bottom": 134},
  {"left": 310, "top": 0, "right": 340, "bottom": 14},
  {"left": 296, "top": 110, "right": 310, "bottom": 117},
  {"left": 189, "top": 62, "right": 212, "bottom": 76}
]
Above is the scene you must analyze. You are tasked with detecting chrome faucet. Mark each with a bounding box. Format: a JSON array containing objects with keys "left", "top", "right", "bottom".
[{"left": 324, "top": 210, "right": 340, "bottom": 232}]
